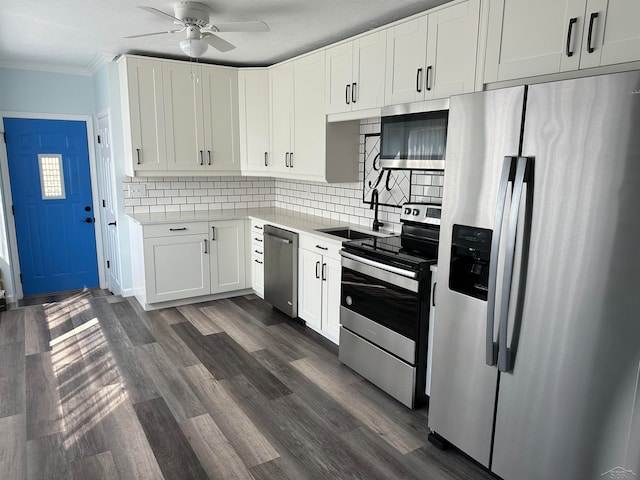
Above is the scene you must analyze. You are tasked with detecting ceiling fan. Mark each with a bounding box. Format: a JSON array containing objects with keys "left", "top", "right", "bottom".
[{"left": 126, "top": 1, "right": 269, "bottom": 57}]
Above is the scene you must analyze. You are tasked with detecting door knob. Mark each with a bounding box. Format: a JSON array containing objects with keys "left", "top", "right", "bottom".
[{"left": 83, "top": 217, "right": 94, "bottom": 223}]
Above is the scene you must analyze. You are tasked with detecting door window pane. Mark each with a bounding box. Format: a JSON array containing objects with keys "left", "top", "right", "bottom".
[{"left": 38, "top": 154, "right": 66, "bottom": 199}]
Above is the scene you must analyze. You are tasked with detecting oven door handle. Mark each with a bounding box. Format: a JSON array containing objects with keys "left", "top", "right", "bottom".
[{"left": 339, "top": 250, "right": 418, "bottom": 279}]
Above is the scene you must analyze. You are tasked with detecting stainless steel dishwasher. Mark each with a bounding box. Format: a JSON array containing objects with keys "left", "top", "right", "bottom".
[{"left": 264, "top": 225, "right": 298, "bottom": 318}]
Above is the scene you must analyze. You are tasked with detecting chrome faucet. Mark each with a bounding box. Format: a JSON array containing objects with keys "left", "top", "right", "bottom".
[{"left": 370, "top": 188, "right": 384, "bottom": 232}]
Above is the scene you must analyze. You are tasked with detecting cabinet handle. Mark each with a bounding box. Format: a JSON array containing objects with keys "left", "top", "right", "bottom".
[
  {"left": 587, "top": 12, "right": 599, "bottom": 54},
  {"left": 315, "top": 244, "right": 328, "bottom": 251},
  {"left": 136, "top": 148, "right": 141, "bottom": 165},
  {"left": 566, "top": 17, "right": 578, "bottom": 57},
  {"left": 254, "top": 249, "right": 263, "bottom": 255},
  {"left": 264, "top": 151, "right": 268, "bottom": 167},
  {"left": 207, "top": 150, "right": 212, "bottom": 166},
  {"left": 211, "top": 226, "right": 216, "bottom": 240},
  {"left": 416, "top": 68, "right": 423, "bottom": 92},
  {"left": 254, "top": 237, "right": 263, "bottom": 242},
  {"left": 255, "top": 259, "right": 263, "bottom": 265},
  {"left": 285, "top": 152, "right": 290, "bottom": 168},
  {"left": 432, "top": 281, "right": 437, "bottom": 307},
  {"left": 426, "top": 66, "right": 432, "bottom": 91},
  {"left": 322, "top": 263, "right": 327, "bottom": 281},
  {"left": 345, "top": 84, "right": 351, "bottom": 105},
  {"left": 199, "top": 150, "right": 204, "bottom": 166},
  {"left": 255, "top": 225, "right": 263, "bottom": 230},
  {"left": 204, "top": 239, "right": 208, "bottom": 254},
  {"left": 289, "top": 152, "right": 293, "bottom": 168},
  {"left": 352, "top": 82, "right": 357, "bottom": 103},
  {"left": 316, "top": 261, "right": 320, "bottom": 279},
  {"left": 169, "top": 227, "right": 187, "bottom": 231}
]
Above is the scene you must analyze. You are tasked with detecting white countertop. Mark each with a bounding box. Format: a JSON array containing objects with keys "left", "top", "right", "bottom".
[{"left": 127, "top": 207, "right": 397, "bottom": 241}]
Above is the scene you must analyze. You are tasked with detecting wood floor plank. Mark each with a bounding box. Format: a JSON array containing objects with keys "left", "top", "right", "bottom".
[
  {"left": 181, "top": 413, "right": 255, "bottom": 480},
  {"left": 405, "top": 443, "right": 495, "bottom": 480},
  {"left": 89, "top": 298, "right": 160, "bottom": 404},
  {"left": 0, "top": 414, "right": 26, "bottom": 479},
  {"left": 70, "top": 450, "right": 119, "bottom": 480},
  {"left": 172, "top": 323, "right": 292, "bottom": 400},
  {"left": 135, "top": 342, "right": 206, "bottom": 422},
  {"left": 182, "top": 363, "right": 280, "bottom": 468},
  {"left": 110, "top": 300, "right": 156, "bottom": 346},
  {"left": 24, "top": 306, "right": 51, "bottom": 356},
  {"left": 134, "top": 396, "right": 208, "bottom": 480},
  {"left": 143, "top": 312, "right": 200, "bottom": 368},
  {"left": 229, "top": 295, "right": 288, "bottom": 327},
  {"left": 0, "top": 341, "right": 25, "bottom": 418},
  {"left": 26, "top": 432, "right": 69, "bottom": 480},
  {"left": 291, "top": 356, "right": 425, "bottom": 454},
  {"left": 176, "top": 304, "right": 223, "bottom": 335},
  {"left": 0, "top": 308, "right": 25, "bottom": 346},
  {"left": 25, "top": 352, "right": 64, "bottom": 440},
  {"left": 199, "top": 300, "right": 267, "bottom": 352}
]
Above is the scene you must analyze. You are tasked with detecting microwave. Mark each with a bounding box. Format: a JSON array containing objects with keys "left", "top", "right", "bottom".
[{"left": 379, "top": 104, "right": 449, "bottom": 170}]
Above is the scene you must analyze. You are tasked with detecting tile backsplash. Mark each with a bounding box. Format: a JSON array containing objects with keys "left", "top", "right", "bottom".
[{"left": 124, "top": 118, "right": 444, "bottom": 231}]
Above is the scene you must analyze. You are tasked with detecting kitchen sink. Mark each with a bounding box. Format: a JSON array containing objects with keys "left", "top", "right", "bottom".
[{"left": 315, "top": 227, "right": 374, "bottom": 240}]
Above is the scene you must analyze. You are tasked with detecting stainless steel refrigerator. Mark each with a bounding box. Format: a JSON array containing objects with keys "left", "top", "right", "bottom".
[{"left": 429, "top": 70, "right": 640, "bottom": 480}]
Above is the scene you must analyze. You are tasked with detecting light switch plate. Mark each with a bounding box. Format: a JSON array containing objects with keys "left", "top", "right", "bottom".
[{"left": 129, "top": 184, "right": 147, "bottom": 198}]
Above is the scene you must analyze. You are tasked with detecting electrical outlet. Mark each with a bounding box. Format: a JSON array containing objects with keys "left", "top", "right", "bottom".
[{"left": 129, "top": 184, "right": 147, "bottom": 198}]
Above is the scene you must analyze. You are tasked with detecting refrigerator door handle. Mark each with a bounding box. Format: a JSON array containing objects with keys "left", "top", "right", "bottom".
[
  {"left": 498, "top": 156, "right": 529, "bottom": 373},
  {"left": 486, "top": 156, "right": 517, "bottom": 366}
]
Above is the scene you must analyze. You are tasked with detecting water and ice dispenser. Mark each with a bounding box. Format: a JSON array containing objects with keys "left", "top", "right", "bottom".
[{"left": 449, "top": 225, "right": 492, "bottom": 301}]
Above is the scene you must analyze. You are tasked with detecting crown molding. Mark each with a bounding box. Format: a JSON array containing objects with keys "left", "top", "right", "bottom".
[{"left": 0, "top": 52, "right": 118, "bottom": 77}]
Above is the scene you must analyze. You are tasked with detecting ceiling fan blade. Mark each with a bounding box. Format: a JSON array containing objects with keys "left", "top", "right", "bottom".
[
  {"left": 202, "top": 33, "right": 236, "bottom": 52},
  {"left": 205, "top": 21, "right": 270, "bottom": 33},
  {"left": 125, "top": 28, "right": 184, "bottom": 39},
  {"left": 137, "top": 6, "right": 184, "bottom": 25}
]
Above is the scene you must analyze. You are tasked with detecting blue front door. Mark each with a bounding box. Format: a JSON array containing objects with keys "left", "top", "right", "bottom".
[{"left": 4, "top": 118, "right": 99, "bottom": 296}]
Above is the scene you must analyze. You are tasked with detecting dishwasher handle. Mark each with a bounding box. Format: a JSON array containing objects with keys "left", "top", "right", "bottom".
[{"left": 265, "top": 232, "right": 293, "bottom": 244}]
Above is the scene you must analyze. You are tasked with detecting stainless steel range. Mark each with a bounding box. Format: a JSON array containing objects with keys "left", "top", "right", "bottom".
[{"left": 338, "top": 203, "right": 440, "bottom": 408}]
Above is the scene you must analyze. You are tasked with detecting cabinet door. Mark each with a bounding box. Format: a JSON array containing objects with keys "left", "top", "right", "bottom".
[
  {"left": 239, "top": 70, "right": 271, "bottom": 172},
  {"left": 210, "top": 220, "right": 246, "bottom": 294},
  {"left": 251, "top": 254, "right": 264, "bottom": 298},
  {"left": 484, "top": 0, "right": 587, "bottom": 83},
  {"left": 325, "top": 42, "right": 353, "bottom": 114},
  {"left": 202, "top": 66, "right": 241, "bottom": 173},
  {"left": 292, "top": 51, "right": 326, "bottom": 178},
  {"left": 425, "top": 0, "right": 480, "bottom": 99},
  {"left": 321, "top": 256, "right": 342, "bottom": 344},
  {"left": 298, "top": 248, "right": 323, "bottom": 331},
  {"left": 270, "top": 62, "right": 294, "bottom": 174},
  {"left": 353, "top": 30, "right": 387, "bottom": 110},
  {"left": 384, "top": 15, "right": 428, "bottom": 105},
  {"left": 144, "top": 234, "right": 210, "bottom": 303},
  {"left": 163, "top": 62, "right": 204, "bottom": 171},
  {"left": 580, "top": 0, "right": 640, "bottom": 69},
  {"left": 122, "top": 57, "right": 166, "bottom": 172}
]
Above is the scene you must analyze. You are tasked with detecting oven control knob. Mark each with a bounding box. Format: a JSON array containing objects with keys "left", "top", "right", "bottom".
[
  {"left": 345, "top": 296, "right": 353, "bottom": 306},
  {"left": 404, "top": 207, "right": 411, "bottom": 214},
  {"left": 412, "top": 209, "right": 420, "bottom": 216}
]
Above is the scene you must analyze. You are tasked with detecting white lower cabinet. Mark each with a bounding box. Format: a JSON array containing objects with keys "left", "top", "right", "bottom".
[
  {"left": 130, "top": 219, "right": 247, "bottom": 308},
  {"left": 298, "top": 234, "right": 342, "bottom": 344},
  {"left": 250, "top": 220, "right": 265, "bottom": 298}
]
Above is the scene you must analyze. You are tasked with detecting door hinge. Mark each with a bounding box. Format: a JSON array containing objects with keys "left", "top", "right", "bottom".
[
  {"left": 19, "top": 274, "right": 22, "bottom": 284},
  {"left": 11, "top": 205, "right": 14, "bottom": 216},
  {"left": 106, "top": 260, "right": 110, "bottom": 269},
  {"left": 97, "top": 134, "right": 101, "bottom": 144},
  {"left": 2, "top": 132, "right": 6, "bottom": 144}
]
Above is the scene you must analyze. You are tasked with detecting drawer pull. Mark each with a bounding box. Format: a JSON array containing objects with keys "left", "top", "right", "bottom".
[
  {"left": 255, "top": 259, "right": 263, "bottom": 265},
  {"left": 255, "top": 226, "right": 263, "bottom": 230},
  {"left": 315, "top": 245, "right": 328, "bottom": 251},
  {"left": 169, "top": 227, "right": 187, "bottom": 231},
  {"left": 254, "top": 250, "right": 263, "bottom": 255},
  {"left": 254, "top": 237, "right": 263, "bottom": 242}
]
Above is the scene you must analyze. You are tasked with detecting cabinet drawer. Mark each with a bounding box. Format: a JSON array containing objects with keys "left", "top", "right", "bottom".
[
  {"left": 251, "top": 221, "right": 265, "bottom": 235},
  {"left": 143, "top": 222, "right": 208, "bottom": 238},
  {"left": 251, "top": 243, "right": 264, "bottom": 257},
  {"left": 299, "top": 234, "right": 342, "bottom": 260},
  {"left": 251, "top": 233, "right": 264, "bottom": 249}
]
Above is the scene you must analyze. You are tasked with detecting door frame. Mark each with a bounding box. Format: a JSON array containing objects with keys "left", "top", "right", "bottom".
[{"left": 0, "top": 111, "right": 106, "bottom": 301}]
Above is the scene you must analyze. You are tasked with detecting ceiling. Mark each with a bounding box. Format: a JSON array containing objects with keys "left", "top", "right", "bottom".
[{"left": 0, "top": 0, "right": 452, "bottom": 74}]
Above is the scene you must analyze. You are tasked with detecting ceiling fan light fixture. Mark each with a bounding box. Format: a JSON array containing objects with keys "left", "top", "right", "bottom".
[{"left": 179, "top": 37, "right": 208, "bottom": 57}]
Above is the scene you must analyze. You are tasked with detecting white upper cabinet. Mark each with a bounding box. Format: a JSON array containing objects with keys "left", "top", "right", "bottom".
[
  {"left": 269, "top": 61, "right": 294, "bottom": 175},
  {"left": 385, "top": 0, "right": 480, "bottom": 105},
  {"left": 119, "top": 56, "right": 166, "bottom": 175},
  {"left": 484, "top": 0, "right": 640, "bottom": 83},
  {"left": 238, "top": 69, "right": 271, "bottom": 174},
  {"left": 325, "top": 30, "right": 387, "bottom": 114}
]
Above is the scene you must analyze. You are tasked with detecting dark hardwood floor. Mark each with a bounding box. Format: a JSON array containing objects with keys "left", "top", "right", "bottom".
[{"left": 0, "top": 290, "right": 493, "bottom": 480}]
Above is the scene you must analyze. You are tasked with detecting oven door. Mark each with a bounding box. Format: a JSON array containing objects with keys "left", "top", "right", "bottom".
[{"left": 340, "top": 253, "right": 420, "bottom": 364}]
